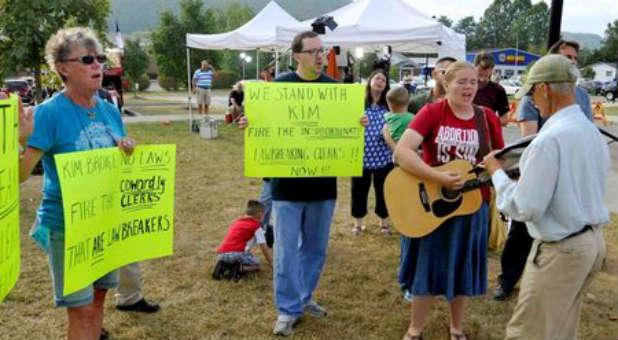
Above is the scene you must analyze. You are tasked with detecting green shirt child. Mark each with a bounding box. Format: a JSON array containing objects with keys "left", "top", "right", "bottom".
[{"left": 382, "top": 86, "right": 416, "bottom": 151}]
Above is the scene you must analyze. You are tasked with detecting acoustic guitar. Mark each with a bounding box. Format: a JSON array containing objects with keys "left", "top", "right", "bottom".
[{"left": 384, "top": 159, "right": 519, "bottom": 238}]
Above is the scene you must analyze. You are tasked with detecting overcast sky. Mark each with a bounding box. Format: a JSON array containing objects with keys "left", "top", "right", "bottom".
[{"left": 411, "top": 0, "right": 617, "bottom": 36}]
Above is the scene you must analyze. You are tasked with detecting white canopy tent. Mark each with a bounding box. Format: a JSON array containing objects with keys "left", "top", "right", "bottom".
[
  {"left": 275, "top": 0, "right": 466, "bottom": 60},
  {"left": 184, "top": 1, "right": 301, "bottom": 131},
  {"left": 186, "top": 1, "right": 299, "bottom": 51}
]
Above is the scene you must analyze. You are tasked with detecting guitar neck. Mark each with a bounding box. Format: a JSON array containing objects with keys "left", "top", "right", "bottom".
[{"left": 460, "top": 168, "right": 520, "bottom": 193}]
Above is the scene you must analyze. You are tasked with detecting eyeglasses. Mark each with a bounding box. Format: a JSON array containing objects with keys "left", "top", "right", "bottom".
[
  {"left": 64, "top": 54, "right": 107, "bottom": 65},
  {"left": 299, "top": 48, "right": 326, "bottom": 56}
]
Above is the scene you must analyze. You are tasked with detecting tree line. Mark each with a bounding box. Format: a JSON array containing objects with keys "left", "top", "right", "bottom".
[
  {"left": 1, "top": 0, "right": 616, "bottom": 99},
  {"left": 440, "top": 0, "right": 617, "bottom": 69}
]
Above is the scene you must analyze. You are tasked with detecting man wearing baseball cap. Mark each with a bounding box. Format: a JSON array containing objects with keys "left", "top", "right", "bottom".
[{"left": 483, "top": 54, "right": 610, "bottom": 339}]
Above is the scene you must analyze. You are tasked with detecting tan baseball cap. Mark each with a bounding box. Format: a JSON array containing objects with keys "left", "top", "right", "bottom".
[{"left": 515, "top": 54, "right": 578, "bottom": 99}]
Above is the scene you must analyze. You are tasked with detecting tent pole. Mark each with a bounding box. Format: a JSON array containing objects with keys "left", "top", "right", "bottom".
[
  {"left": 186, "top": 47, "right": 193, "bottom": 132},
  {"left": 275, "top": 51, "right": 279, "bottom": 78},
  {"left": 256, "top": 49, "right": 260, "bottom": 79}
]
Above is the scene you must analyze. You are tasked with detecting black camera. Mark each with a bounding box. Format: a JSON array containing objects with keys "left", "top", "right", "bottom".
[{"left": 312, "top": 16, "right": 337, "bottom": 34}]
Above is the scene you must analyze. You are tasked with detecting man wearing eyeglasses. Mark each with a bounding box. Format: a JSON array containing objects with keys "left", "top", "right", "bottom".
[
  {"left": 239, "top": 30, "right": 367, "bottom": 337},
  {"left": 483, "top": 54, "right": 609, "bottom": 339},
  {"left": 492, "top": 39, "right": 595, "bottom": 302},
  {"left": 407, "top": 56, "right": 456, "bottom": 114}
]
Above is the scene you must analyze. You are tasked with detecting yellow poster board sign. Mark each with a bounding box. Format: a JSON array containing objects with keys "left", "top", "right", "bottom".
[
  {"left": 56, "top": 145, "right": 175, "bottom": 296},
  {"left": 0, "top": 95, "right": 20, "bottom": 302},
  {"left": 244, "top": 82, "right": 365, "bottom": 177}
]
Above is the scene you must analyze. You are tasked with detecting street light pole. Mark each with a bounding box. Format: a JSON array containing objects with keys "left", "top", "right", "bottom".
[{"left": 547, "top": 0, "right": 563, "bottom": 49}]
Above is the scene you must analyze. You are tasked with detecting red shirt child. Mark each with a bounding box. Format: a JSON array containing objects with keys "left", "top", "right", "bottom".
[{"left": 216, "top": 203, "right": 273, "bottom": 268}]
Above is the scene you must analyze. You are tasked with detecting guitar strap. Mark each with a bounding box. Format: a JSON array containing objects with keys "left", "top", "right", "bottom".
[{"left": 473, "top": 105, "right": 491, "bottom": 158}]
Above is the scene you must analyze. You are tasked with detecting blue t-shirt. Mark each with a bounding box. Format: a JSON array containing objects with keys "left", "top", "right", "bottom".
[
  {"left": 517, "top": 86, "right": 593, "bottom": 128},
  {"left": 193, "top": 68, "right": 213, "bottom": 88},
  {"left": 28, "top": 93, "right": 127, "bottom": 231},
  {"left": 363, "top": 105, "right": 392, "bottom": 169}
]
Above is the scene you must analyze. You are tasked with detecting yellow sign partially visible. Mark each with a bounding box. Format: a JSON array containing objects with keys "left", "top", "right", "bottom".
[
  {"left": 0, "top": 95, "right": 20, "bottom": 302},
  {"left": 56, "top": 145, "right": 175, "bottom": 296},
  {"left": 244, "top": 82, "right": 365, "bottom": 177}
]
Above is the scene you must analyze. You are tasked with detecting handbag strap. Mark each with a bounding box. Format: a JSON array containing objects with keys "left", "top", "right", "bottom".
[{"left": 473, "top": 105, "right": 491, "bottom": 158}]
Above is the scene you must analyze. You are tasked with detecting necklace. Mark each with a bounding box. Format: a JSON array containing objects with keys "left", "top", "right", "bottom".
[{"left": 65, "top": 93, "right": 117, "bottom": 150}]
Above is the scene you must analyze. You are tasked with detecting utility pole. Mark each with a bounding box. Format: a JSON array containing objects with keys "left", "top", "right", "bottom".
[{"left": 547, "top": 0, "right": 563, "bottom": 49}]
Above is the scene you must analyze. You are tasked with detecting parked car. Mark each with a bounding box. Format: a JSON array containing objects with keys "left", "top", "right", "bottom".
[
  {"left": 2, "top": 79, "right": 33, "bottom": 103},
  {"left": 499, "top": 79, "right": 522, "bottom": 96},
  {"left": 579, "top": 80, "right": 604, "bottom": 95},
  {"left": 601, "top": 80, "right": 617, "bottom": 102}
]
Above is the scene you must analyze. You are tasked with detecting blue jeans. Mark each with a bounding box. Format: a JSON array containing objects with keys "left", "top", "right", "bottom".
[
  {"left": 272, "top": 199, "right": 336, "bottom": 319},
  {"left": 259, "top": 180, "right": 273, "bottom": 228},
  {"left": 218, "top": 251, "right": 260, "bottom": 265}
]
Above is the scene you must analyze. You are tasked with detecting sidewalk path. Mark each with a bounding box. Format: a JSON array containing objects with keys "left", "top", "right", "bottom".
[{"left": 122, "top": 114, "right": 223, "bottom": 124}]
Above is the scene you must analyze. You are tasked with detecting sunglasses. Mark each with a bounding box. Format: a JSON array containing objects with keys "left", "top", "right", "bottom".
[{"left": 64, "top": 54, "right": 107, "bottom": 65}]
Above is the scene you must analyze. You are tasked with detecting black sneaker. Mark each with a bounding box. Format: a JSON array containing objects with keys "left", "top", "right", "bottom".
[
  {"left": 116, "top": 298, "right": 160, "bottom": 313},
  {"left": 212, "top": 260, "right": 225, "bottom": 280},
  {"left": 493, "top": 284, "right": 512, "bottom": 301}
]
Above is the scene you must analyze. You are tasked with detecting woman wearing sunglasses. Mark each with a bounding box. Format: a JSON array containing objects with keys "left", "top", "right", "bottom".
[{"left": 18, "top": 27, "right": 136, "bottom": 340}]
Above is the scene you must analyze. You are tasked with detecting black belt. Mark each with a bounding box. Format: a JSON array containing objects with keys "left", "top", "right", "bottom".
[{"left": 562, "top": 224, "right": 592, "bottom": 241}]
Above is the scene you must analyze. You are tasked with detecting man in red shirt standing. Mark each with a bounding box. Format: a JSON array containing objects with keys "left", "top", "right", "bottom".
[{"left": 473, "top": 53, "right": 510, "bottom": 126}]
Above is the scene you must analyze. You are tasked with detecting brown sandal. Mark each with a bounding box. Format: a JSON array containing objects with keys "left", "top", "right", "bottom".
[
  {"left": 402, "top": 331, "right": 423, "bottom": 340},
  {"left": 450, "top": 331, "right": 468, "bottom": 340}
]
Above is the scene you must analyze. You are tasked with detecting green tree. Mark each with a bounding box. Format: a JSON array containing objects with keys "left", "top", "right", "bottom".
[
  {"left": 0, "top": 0, "right": 110, "bottom": 101},
  {"left": 476, "top": 0, "right": 512, "bottom": 48},
  {"left": 151, "top": 0, "right": 221, "bottom": 90},
  {"left": 436, "top": 15, "right": 453, "bottom": 28},
  {"left": 217, "top": 3, "right": 255, "bottom": 78},
  {"left": 581, "top": 66, "right": 595, "bottom": 80},
  {"left": 504, "top": 0, "right": 531, "bottom": 49},
  {"left": 599, "top": 20, "right": 618, "bottom": 62},
  {"left": 522, "top": 2, "right": 549, "bottom": 50},
  {"left": 454, "top": 16, "right": 479, "bottom": 50},
  {"left": 123, "top": 38, "right": 149, "bottom": 97}
]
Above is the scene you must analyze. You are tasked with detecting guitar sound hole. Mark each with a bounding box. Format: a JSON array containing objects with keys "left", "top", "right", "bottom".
[{"left": 441, "top": 188, "right": 461, "bottom": 201}]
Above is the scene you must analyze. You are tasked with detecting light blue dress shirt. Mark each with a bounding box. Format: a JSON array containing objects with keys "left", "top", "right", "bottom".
[{"left": 492, "top": 104, "right": 610, "bottom": 241}]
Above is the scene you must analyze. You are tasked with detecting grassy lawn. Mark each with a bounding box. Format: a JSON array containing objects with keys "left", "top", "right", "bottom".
[{"left": 2, "top": 122, "right": 617, "bottom": 339}]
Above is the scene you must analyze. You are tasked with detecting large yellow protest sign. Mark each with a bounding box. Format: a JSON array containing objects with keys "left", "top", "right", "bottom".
[
  {"left": 0, "top": 95, "right": 20, "bottom": 302},
  {"left": 244, "top": 82, "right": 365, "bottom": 177},
  {"left": 56, "top": 145, "right": 175, "bottom": 296}
]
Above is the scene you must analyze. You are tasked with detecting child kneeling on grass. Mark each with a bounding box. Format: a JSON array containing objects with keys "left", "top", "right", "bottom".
[{"left": 214, "top": 200, "right": 273, "bottom": 279}]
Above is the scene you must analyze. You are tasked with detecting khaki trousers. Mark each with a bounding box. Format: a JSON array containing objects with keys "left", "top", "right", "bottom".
[
  {"left": 505, "top": 226, "right": 606, "bottom": 340},
  {"left": 115, "top": 262, "right": 144, "bottom": 306}
]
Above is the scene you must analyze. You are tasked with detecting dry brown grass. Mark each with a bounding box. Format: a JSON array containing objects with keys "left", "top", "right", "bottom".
[{"left": 1, "top": 122, "right": 616, "bottom": 340}]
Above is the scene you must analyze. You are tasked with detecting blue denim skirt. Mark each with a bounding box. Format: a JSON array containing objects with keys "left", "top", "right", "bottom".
[{"left": 407, "top": 203, "right": 488, "bottom": 301}]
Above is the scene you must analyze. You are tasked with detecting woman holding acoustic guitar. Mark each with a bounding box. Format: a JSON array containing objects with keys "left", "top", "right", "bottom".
[{"left": 394, "top": 61, "right": 504, "bottom": 340}]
